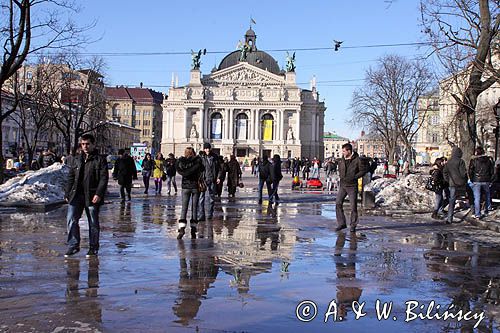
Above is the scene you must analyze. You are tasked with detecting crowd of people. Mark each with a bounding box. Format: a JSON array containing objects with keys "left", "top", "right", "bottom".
[
  {"left": 428, "top": 146, "right": 500, "bottom": 223},
  {"left": 58, "top": 134, "right": 499, "bottom": 258}
]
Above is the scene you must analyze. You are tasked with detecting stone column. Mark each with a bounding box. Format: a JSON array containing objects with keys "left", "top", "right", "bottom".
[
  {"left": 295, "top": 109, "right": 300, "bottom": 142},
  {"left": 316, "top": 113, "right": 320, "bottom": 142},
  {"left": 255, "top": 110, "right": 260, "bottom": 140},
  {"left": 199, "top": 107, "right": 205, "bottom": 139},
  {"left": 311, "top": 113, "right": 316, "bottom": 142},
  {"left": 224, "top": 108, "right": 230, "bottom": 139},
  {"left": 249, "top": 109, "right": 254, "bottom": 140},
  {"left": 278, "top": 109, "right": 284, "bottom": 141},
  {"left": 229, "top": 108, "right": 234, "bottom": 140},
  {"left": 183, "top": 108, "right": 188, "bottom": 140}
]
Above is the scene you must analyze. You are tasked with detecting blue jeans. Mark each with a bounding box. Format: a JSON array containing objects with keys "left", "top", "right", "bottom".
[
  {"left": 472, "top": 182, "right": 492, "bottom": 217},
  {"left": 434, "top": 190, "right": 444, "bottom": 214},
  {"left": 67, "top": 194, "right": 100, "bottom": 250},
  {"left": 258, "top": 179, "right": 272, "bottom": 202},
  {"left": 198, "top": 182, "right": 216, "bottom": 219},
  {"left": 180, "top": 188, "right": 200, "bottom": 225}
]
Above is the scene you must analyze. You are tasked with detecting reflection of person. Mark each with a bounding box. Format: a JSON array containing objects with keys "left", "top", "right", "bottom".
[
  {"left": 334, "top": 232, "right": 362, "bottom": 321},
  {"left": 64, "top": 134, "right": 108, "bottom": 258},
  {"left": 64, "top": 259, "right": 102, "bottom": 324},
  {"left": 173, "top": 240, "right": 218, "bottom": 326}
]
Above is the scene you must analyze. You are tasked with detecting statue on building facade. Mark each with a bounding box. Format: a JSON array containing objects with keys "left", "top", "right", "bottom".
[
  {"left": 285, "top": 51, "right": 296, "bottom": 72},
  {"left": 191, "top": 49, "right": 206, "bottom": 70},
  {"left": 286, "top": 127, "right": 294, "bottom": 141},
  {"left": 190, "top": 124, "right": 198, "bottom": 139}
]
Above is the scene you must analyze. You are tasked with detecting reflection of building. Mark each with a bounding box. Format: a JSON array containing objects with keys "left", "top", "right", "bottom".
[
  {"left": 162, "top": 28, "right": 326, "bottom": 159},
  {"left": 323, "top": 132, "right": 350, "bottom": 159},
  {"left": 105, "top": 86, "right": 164, "bottom": 152},
  {"left": 415, "top": 91, "right": 441, "bottom": 164},
  {"left": 353, "top": 131, "right": 386, "bottom": 158}
]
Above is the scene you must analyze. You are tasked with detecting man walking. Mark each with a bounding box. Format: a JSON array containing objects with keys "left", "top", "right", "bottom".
[
  {"left": 336, "top": 143, "right": 365, "bottom": 233},
  {"left": 113, "top": 149, "right": 137, "bottom": 202},
  {"left": 198, "top": 143, "right": 221, "bottom": 220},
  {"left": 468, "top": 147, "right": 494, "bottom": 218},
  {"left": 269, "top": 154, "right": 283, "bottom": 203},
  {"left": 443, "top": 146, "right": 468, "bottom": 224},
  {"left": 64, "top": 134, "right": 108, "bottom": 258},
  {"left": 257, "top": 155, "right": 273, "bottom": 204}
]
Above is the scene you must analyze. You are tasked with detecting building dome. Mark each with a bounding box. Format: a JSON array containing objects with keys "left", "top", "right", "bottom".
[
  {"left": 217, "top": 28, "right": 281, "bottom": 75},
  {"left": 218, "top": 50, "right": 281, "bottom": 75}
]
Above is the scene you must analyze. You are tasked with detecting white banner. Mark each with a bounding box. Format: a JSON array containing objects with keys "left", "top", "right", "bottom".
[
  {"left": 236, "top": 119, "right": 247, "bottom": 140},
  {"left": 211, "top": 118, "right": 222, "bottom": 139}
]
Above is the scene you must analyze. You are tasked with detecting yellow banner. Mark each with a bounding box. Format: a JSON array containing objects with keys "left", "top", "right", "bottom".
[{"left": 263, "top": 120, "right": 273, "bottom": 140}]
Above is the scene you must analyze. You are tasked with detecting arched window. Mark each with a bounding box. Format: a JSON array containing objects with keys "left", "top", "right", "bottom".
[
  {"left": 210, "top": 112, "right": 223, "bottom": 139},
  {"left": 235, "top": 113, "right": 248, "bottom": 140},
  {"left": 261, "top": 113, "right": 274, "bottom": 141}
]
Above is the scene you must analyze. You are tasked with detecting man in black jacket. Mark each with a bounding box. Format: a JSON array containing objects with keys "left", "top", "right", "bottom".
[
  {"left": 468, "top": 147, "right": 494, "bottom": 218},
  {"left": 198, "top": 143, "right": 221, "bottom": 220},
  {"left": 269, "top": 154, "right": 283, "bottom": 203},
  {"left": 165, "top": 153, "right": 178, "bottom": 195},
  {"left": 112, "top": 149, "right": 137, "bottom": 202},
  {"left": 443, "top": 146, "right": 468, "bottom": 224},
  {"left": 336, "top": 143, "right": 365, "bottom": 233},
  {"left": 257, "top": 155, "right": 272, "bottom": 204},
  {"left": 64, "top": 134, "right": 108, "bottom": 258}
]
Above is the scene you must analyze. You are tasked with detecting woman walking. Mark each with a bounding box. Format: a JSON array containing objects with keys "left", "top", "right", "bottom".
[
  {"left": 226, "top": 155, "right": 242, "bottom": 198},
  {"left": 430, "top": 157, "right": 446, "bottom": 220},
  {"left": 176, "top": 147, "right": 204, "bottom": 239},
  {"left": 153, "top": 152, "right": 165, "bottom": 195},
  {"left": 141, "top": 153, "right": 154, "bottom": 194}
]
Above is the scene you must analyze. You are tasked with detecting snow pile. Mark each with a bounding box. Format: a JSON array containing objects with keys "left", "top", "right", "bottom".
[
  {"left": 0, "top": 163, "right": 69, "bottom": 204},
  {"left": 365, "top": 174, "right": 434, "bottom": 211}
]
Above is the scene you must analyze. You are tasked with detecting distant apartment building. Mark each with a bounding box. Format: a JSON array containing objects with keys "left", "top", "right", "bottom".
[
  {"left": 105, "top": 86, "right": 164, "bottom": 152},
  {"left": 98, "top": 121, "right": 141, "bottom": 154},
  {"left": 415, "top": 91, "right": 441, "bottom": 164},
  {"left": 323, "top": 132, "right": 350, "bottom": 159},
  {"left": 354, "top": 131, "right": 386, "bottom": 159}
]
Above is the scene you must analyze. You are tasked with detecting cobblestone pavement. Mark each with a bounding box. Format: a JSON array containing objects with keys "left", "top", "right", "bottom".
[{"left": 0, "top": 172, "right": 499, "bottom": 332}]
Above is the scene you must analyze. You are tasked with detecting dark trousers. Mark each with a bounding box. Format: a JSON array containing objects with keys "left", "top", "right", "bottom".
[
  {"left": 67, "top": 194, "right": 100, "bottom": 250},
  {"left": 142, "top": 172, "right": 151, "bottom": 193},
  {"left": 336, "top": 186, "right": 358, "bottom": 227},
  {"left": 180, "top": 188, "right": 200, "bottom": 227},
  {"left": 258, "top": 179, "right": 273, "bottom": 202},
  {"left": 120, "top": 182, "right": 132, "bottom": 200},
  {"left": 270, "top": 181, "right": 280, "bottom": 202},
  {"left": 216, "top": 180, "right": 224, "bottom": 197}
]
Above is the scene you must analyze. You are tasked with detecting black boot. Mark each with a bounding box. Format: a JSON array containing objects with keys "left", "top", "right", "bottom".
[
  {"left": 190, "top": 222, "right": 197, "bottom": 239},
  {"left": 177, "top": 227, "right": 186, "bottom": 240}
]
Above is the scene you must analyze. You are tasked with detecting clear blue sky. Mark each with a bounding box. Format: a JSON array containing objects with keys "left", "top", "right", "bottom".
[{"left": 76, "top": 0, "right": 430, "bottom": 139}]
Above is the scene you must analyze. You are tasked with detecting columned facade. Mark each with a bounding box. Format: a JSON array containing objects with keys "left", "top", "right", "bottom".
[{"left": 161, "top": 29, "right": 326, "bottom": 160}]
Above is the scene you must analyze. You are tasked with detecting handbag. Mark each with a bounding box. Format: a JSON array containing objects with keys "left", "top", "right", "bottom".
[
  {"left": 198, "top": 175, "right": 207, "bottom": 192},
  {"left": 238, "top": 182, "right": 244, "bottom": 188},
  {"left": 161, "top": 172, "right": 167, "bottom": 182}
]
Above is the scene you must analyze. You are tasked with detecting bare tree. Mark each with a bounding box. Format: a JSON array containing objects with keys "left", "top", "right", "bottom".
[
  {"left": 0, "top": 0, "right": 91, "bottom": 181},
  {"left": 350, "top": 55, "right": 433, "bottom": 164},
  {"left": 40, "top": 53, "right": 107, "bottom": 155},
  {"left": 421, "top": 0, "right": 500, "bottom": 161}
]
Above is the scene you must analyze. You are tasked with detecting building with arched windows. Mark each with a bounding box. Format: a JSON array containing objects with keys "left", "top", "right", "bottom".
[{"left": 161, "top": 28, "right": 326, "bottom": 159}]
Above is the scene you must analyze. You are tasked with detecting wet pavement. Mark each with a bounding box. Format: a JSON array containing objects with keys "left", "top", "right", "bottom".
[{"left": 1, "top": 172, "right": 499, "bottom": 332}]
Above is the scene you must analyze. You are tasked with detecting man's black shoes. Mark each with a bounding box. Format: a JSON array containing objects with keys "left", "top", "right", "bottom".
[
  {"left": 64, "top": 247, "right": 80, "bottom": 257},
  {"left": 86, "top": 249, "right": 98, "bottom": 258}
]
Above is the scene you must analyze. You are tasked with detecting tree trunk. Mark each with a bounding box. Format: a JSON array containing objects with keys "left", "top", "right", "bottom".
[{"left": 0, "top": 92, "right": 5, "bottom": 183}]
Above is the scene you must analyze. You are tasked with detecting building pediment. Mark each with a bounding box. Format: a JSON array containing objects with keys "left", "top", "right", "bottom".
[{"left": 203, "top": 63, "right": 285, "bottom": 86}]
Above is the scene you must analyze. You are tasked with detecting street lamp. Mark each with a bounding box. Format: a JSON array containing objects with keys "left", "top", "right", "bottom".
[{"left": 494, "top": 99, "right": 500, "bottom": 162}]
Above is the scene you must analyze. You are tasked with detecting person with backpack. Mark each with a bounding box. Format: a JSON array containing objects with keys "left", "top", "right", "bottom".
[
  {"left": 429, "top": 158, "right": 446, "bottom": 220},
  {"left": 165, "top": 153, "right": 178, "bottom": 195}
]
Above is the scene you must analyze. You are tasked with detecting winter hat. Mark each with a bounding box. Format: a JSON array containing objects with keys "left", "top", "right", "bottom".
[{"left": 203, "top": 143, "right": 211, "bottom": 150}]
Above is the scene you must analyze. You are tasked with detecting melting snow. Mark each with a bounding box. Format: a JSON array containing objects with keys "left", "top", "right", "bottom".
[{"left": 0, "top": 163, "right": 68, "bottom": 204}]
